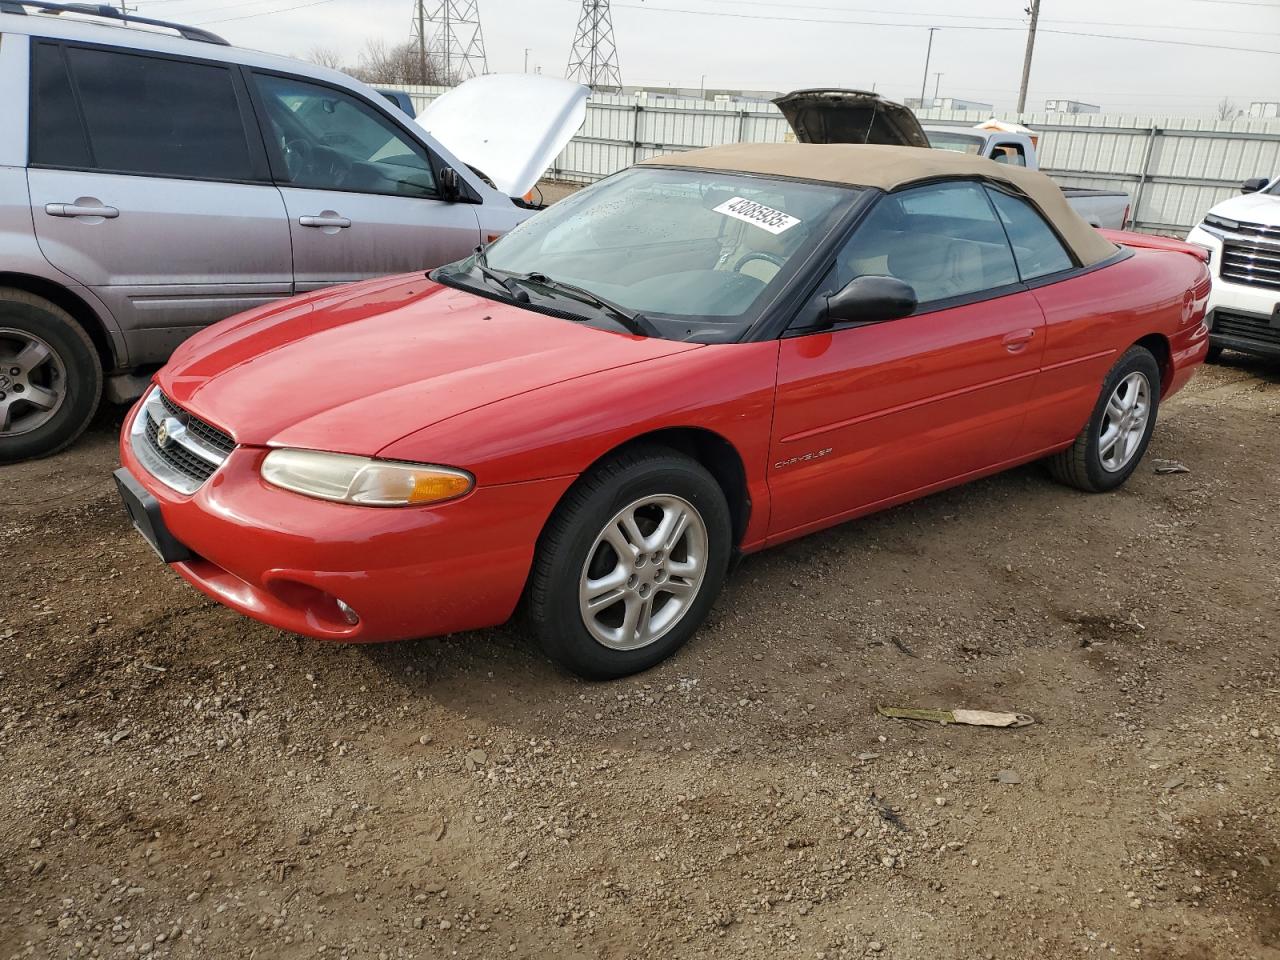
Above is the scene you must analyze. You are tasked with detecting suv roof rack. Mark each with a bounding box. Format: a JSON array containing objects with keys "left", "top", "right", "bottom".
[{"left": 0, "top": 1, "right": 231, "bottom": 46}]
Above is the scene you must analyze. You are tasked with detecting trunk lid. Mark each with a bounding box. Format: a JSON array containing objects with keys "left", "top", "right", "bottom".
[
  {"left": 772, "top": 89, "right": 931, "bottom": 148},
  {"left": 416, "top": 74, "right": 590, "bottom": 198}
]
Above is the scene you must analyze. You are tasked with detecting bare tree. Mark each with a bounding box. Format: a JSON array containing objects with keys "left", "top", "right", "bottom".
[
  {"left": 1216, "top": 97, "right": 1238, "bottom": 120},
  {"left": 347, "top": 39, "right": 440, "bottom": 86},
  {"left": 305, "top": 46, "right": 347, "bottom": 71}
]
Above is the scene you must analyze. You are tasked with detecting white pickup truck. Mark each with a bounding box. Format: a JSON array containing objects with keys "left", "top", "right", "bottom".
[{"left": 774, "top": 90, "right": 1132, "bottom": 229}]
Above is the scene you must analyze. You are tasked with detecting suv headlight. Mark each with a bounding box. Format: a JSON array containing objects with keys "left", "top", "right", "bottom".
[{"left": 261, "top": 449, "right": 473, "bottom": 506}]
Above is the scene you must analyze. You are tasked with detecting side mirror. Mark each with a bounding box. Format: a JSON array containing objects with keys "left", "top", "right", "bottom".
[
  {"left": 824, "top": 275, "right": 917, "bottom": 327},
  {"left": 1241, "top": 177, "right": 1269, "bottom": 194},
  {"left": 439, "top": 166, "right": 461, "bottom": 201}
]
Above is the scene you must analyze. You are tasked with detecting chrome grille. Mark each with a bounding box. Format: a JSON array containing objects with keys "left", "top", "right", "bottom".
[
  {"left": 157, "top": 390, "right": 234, "bottom": 456},
  {"left": 129, "top": 387, "right": 235, "bottom": 494},
  {"left": 1207, "top": 217, "right": 1280, "bottom": 291},
  {"left": 1211, "top": 310, "right": 1280, "bottom": 350}
]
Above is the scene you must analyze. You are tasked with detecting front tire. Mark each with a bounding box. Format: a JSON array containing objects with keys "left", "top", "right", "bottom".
[
  {"left": 0, "top": 288, "right": 102, "bottom": 463},
  {"left": 528, "top": 445, "right": 732, "bottom": 679},
  {"left": 1047, "top": 345, "right": 1161, "bottom": 493},
  {"left": 1205, "top": 343, "right": 1224, "bottom": 364}
]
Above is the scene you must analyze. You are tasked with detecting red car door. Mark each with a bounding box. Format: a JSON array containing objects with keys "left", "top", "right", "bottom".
[{"left": 766, "top": 181, "right": 1047, "bottom": 542}]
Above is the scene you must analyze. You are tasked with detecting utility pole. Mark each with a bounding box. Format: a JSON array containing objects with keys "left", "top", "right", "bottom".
[
  {"left": 919, "top": 27, "right": 938, "bottom": 106},
  {"left": 1017, "top": 0, "right": 1040, "bottom": 115},
  {"left": 932, "top": 71, "right": 943, "bottom": 105},
  {"left": 417, "top": 0, "right": 427, "bottom": 83},
  {"left": 524, "top": 47, "right": 530, "bottom": 72},
  {"left": 441, "top": 0, "right": 451, "bottom": 83}
]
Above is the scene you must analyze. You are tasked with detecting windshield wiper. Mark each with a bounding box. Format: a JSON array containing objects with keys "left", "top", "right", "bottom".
[
  {"left": 471, "top": 247, "right": 529, "bottom": 303},
  {"left": 519, "top": 273, "right": 659, "bottom": 337}
]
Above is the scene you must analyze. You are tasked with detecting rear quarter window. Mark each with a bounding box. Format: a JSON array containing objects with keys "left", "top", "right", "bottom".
[{"left": 29, "top": 42, "right": 91, "bottom": 168}]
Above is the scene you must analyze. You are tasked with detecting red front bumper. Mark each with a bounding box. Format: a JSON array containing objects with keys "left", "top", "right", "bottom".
[{"left": 118, "top": 400, "right": 575, "bottom": 642}]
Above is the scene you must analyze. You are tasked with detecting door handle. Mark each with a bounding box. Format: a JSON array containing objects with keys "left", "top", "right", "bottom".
[
  {"left": 1002, "top": 328, "right": 1037, "bottom": 352},
  {"left": 45, "top": 202, "right": 119, "bottom": 219},
  {"left": 298, "top": 215, "right": 352, "bottom": 228}
]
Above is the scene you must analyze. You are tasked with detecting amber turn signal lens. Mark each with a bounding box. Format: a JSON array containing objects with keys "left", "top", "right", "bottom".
[{"left": 408, "top": 472, "right": 474, "bottom": 503}]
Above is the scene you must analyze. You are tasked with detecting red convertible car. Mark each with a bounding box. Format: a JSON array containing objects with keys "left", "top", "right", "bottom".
[{"left": 115, "top": 143, "right": 1210, "bottom": 678}]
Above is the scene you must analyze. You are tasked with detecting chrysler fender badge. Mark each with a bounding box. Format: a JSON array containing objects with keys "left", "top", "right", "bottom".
[{"left": 774, "top": 447, "right": 833, "bottom": 469}]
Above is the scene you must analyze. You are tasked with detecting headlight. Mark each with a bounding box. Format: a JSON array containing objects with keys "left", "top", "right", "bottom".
[
  {"left": 1203, "top": 213, "right": 1239, "bottom": 232},
  {"left": 261, "top": 449, "right": 473, "bottom": 506}
]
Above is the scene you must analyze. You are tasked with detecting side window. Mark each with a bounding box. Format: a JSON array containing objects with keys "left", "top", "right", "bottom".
[
  {"left": 252, "top": 74, "right": 436, "bottom": 199},
  {"left": 57, "top": 46, "right": 255, "bottom": 180},
  {"left": 836, "top": 181, "right": 1019, "bottom": 305},
  {"left": 986, "top": 188, "right": 1074, "bottom": 279},
  {"left": 989, "top": 142, "right": 1027, "bottom": 167},
  {"left": 29, "top": 43, "right": 91, "bottom": 168}
]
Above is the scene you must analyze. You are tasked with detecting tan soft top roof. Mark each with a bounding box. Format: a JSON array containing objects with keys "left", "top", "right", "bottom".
[{"left": 640, "top": 142, "right": 1116, "bottom": 267}]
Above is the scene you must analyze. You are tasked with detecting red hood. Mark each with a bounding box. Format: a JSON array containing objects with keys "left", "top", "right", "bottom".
[{"left": 158, "top": 274, "right": 701, "bottom": 454}]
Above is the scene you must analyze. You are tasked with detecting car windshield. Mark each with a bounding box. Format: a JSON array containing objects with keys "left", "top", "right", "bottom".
[
  {"left": 928, "top": 131, "right": 986, "bottom": 155},
  {"left": 438, "top": 166, "right": 857, "bottom": 341}
]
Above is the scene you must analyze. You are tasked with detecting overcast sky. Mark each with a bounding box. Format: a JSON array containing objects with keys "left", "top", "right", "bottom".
[{"left": 136, "top": 0, "right": 1280, "bottom": 117}]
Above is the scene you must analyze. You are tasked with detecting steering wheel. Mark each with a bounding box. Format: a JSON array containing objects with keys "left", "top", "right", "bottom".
[
  {"left": 282, "top": 137, "right": 312, "bottom": 180},
  {"left": 311, "top": 146, "right": 353, "bottom": 186},
  {"left": 732, "top": 251, "right": 786, "bottom": 276},
  {"left": 281, "top": 138, "right": 353, "bottom": 186}
]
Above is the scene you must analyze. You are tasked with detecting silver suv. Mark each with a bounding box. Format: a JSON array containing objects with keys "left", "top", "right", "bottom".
[{"left": 0, "top": 2, "right": 540, "bottom": 461}]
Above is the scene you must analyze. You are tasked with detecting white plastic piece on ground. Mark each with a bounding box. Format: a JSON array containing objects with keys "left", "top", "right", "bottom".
[{"left": 416, "top": 74, "right": 590, "bottom": 199}]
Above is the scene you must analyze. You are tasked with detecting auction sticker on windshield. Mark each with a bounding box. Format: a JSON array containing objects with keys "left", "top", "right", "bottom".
[{"left": 713, "top": 196, "right": 801, "bottom": 235}]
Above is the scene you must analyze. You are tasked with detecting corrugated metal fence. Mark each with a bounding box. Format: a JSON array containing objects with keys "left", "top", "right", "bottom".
[{"left": 401, "top": 85, "right": 1280, "bottom": 236}]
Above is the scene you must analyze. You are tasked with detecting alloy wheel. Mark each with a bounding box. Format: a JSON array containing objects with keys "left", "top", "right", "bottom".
[
  {"left": 578, "top": 494, "right": 709, "bottom": 651},
  {"left": 1098, "top": 371, "right": 1150, "bottom": 472},
  {"left": 0, "top": 328, "right": 66, "bottom": 436}
]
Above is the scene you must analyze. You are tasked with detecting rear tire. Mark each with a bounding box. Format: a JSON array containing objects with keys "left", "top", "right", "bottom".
[
  {"left": 0, "top": 288, "right": 102, "bottom": 463},
  {"left": 1047, "top": 345, "right": 1160, "bottom": 493},
  {"left": 528, "top": 445, "right": 732, "bottom": 680}
]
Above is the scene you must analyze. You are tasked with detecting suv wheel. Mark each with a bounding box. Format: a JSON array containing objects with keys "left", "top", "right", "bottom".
[
  {"left": 0, "top": 288, "right": 102, "bottom": 463},
  {"left": 528, "top": 445, "right": 732, "bottom": 679}
]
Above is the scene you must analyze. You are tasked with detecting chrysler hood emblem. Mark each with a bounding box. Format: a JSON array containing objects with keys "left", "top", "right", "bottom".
[{"left": 156, "top": 416, "right": 183, "bottom": 449}]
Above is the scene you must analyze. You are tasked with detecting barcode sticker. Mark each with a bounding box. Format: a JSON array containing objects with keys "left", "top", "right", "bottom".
[{"left": 712, "top": 196, "right": 801, "bottom": 235}]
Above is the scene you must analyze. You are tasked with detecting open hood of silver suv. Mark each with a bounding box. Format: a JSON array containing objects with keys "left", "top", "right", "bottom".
[
  {"left": 772, "top": 89, "right": 930, "bottom": 148},
  {"left": 416, "top": 74, "right": 589, "bottom": 198}
]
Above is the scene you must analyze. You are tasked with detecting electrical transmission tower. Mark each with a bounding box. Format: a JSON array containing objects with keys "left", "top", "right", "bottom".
[
  {"left": 566, "top": 0, "right": 622, "bottom": 90},
  {"left": 410, "top": 1, "right": 488, "bottom": 86}
]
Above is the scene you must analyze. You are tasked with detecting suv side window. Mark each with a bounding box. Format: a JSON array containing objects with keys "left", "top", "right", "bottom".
[
  {"left": 29, "top": 43, "right": 91, "bottom": 168},
  {"left": 985, "top": 187, "right": 1075, "bottom": 279},
  {"left": 34, "top": 45, "right": 257, "bottom": 181},
  {"left": 836, "top": 181, "right": 1019, "bottom": 305},
  {"left": 252, "top": 73, "right": 437, "bottom": 199}
]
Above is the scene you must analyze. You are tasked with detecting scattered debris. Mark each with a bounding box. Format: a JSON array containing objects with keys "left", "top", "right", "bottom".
[
  {"left": 1153, "top": 459, "right": 1191, "bottom": 475},
  {"left": 995, "top": 770, "right": 1022, "bottom": 785},
  {"left": 889, "top": 637, "right": 918, "bottom": 658},
  {"left": 868, "top": 793, "right": 908, "bottom": 832},
  {"left": 877, "top": 706, "right": 1034, "bottom": 728}
]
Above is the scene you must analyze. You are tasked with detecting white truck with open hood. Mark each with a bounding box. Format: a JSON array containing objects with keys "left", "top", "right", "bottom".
[{"left": 772, "top": 89, "right": 1131, "bottom": 229}]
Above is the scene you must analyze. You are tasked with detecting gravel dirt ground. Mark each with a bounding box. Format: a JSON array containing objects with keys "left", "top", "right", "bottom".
[{"left": 2, "top": 341, "right": 1279, "bottom": 957}]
